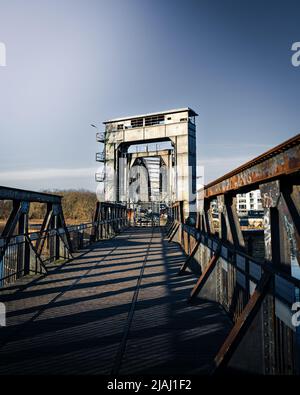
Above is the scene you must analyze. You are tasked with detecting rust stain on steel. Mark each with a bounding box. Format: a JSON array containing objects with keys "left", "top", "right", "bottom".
[
  {"left": 213, "top": 271, "right": 272, "bottom": 372},
  {"left": 204, "top": 134, "right": 300, "bottom": 198}
]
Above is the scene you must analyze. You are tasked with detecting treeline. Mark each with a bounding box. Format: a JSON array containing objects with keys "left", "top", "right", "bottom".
[{"left": 0, "top": 190, "right": 98, "bottom": 224}]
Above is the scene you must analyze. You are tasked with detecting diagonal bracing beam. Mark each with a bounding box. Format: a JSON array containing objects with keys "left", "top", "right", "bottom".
[
  {"left": 178, "top": 238, "right": 201, "bottom": 275},
  {"left": 166, "top": 221, "right": 176, "bottom": 238},
  {"left": 168, "top": 222, "right": 180, "bottom": 243},
  {"left": 212, "top": 271, "right": 272, "bottom": 374},
  {"left": 0, "top": 202, "right": 28, "bottom": 262},
  {"left": 188, "top": 244, "right": 221, "bottom": 302},
  {"left": 25, "top": 235, "right": 48, "bottom": 274},
  {"left": 35, "top": 204, "right": 53, "bottom": 256}
]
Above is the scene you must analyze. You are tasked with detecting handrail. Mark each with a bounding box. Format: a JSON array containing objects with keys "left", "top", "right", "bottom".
[
  {"left": 0, "top": 186, "right": 62, "bottom": 203},
  {"left": 168, "top": 133, "right": 300, "bottom": 374}
]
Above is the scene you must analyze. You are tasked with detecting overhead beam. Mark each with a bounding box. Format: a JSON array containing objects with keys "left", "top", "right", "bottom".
[
  {"left": 0, "top": 186, "right": 61, "bottom": 204},
  {"left": 203, "top": 134, "right": 300, "bottom": 198}
]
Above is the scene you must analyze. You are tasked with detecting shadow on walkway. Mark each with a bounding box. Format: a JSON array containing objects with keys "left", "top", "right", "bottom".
[{"left": 0, "top": 227, "right": 232, "bottom": 375}]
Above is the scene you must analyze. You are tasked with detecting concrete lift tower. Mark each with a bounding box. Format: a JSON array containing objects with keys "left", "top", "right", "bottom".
[{"left": 96, "top": 108, "right": 197, "bottom": 220}]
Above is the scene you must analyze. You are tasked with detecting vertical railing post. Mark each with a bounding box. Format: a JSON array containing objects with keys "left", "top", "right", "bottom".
[
  {"left": 48, "top": 204, "right": 59, "bottom": 262},
  {"left": 105, "top": 206, "right": 108, "bottom": 238},
  {"left": 110, "top": 205, "right": 113, "bottom": 235},
  {"left": 259, "top": 181, "right": 281, "bottom": 266},
  {"left": 179, "top": 201, "right": 184, "bottom": 246},
  {"left": 99, "top": 203, "right": 103, "bottom": 239},
  {"left": 113, "top": 205, "right": 116, "bottom": 234},
  {"left": 217, "top": 194, "right": 245, "bottom": 249},
  {"left": 107, "top": 205, "right": 109, "bottom": 235},
  {"left": 259, "top": 181, "right": 281, "bottom": 374},
  {"left": 203, "top": 198, "right": 214, "bottom": 235},
  {"left": 116, "top": 206, "right": 119, "bottom": 232},
  {"left": 52, "top": 204, "right": 61, "bottom": 261},
  {"left": 18, "top": 201, "right": 30, "bottom": 276},
  {"left": 54, "top": 213, "right": 60, "bottom": 261}
]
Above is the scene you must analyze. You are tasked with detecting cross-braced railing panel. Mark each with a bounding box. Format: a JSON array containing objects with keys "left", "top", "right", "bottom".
[{"left": 0, "top": 187, "right": 128, "bottom": 287}]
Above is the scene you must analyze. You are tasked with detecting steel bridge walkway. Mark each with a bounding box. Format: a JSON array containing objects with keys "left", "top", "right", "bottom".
[{"left": 0, "top": 227, "right": 231, "bottom": 375}]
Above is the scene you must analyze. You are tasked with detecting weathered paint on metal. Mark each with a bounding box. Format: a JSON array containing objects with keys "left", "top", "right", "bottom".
[
  {"left": 213, "top": 271, "right": 272, "bottom": 373},
  {"left": 204, "top": 135, "right": 300, "bottom": 198}
]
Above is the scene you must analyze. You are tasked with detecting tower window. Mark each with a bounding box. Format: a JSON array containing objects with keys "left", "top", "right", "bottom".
[
  {"left": 131, "top": 118, "right": 143, "bottom": 128},
  {"left": 145, "top": 114, "right": 165, "bottom": 126}
]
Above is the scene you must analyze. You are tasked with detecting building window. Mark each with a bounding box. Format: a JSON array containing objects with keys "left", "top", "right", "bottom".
[
  {"left": 131, "top": 118, "right": 143, "bottom": 128},
  {"left": 117, "top": 124, "right": 124, "bottom": 130},
  {"left": 180, "top": 118, "right": 187, "bottom": 122},
  {"left": 145, "top": 114, "right": 165, "bottom": 126}
]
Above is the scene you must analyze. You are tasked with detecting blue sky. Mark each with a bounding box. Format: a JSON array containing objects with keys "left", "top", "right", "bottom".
[{"left": 0, "top": 0, "right": 299, "bottom": 192}]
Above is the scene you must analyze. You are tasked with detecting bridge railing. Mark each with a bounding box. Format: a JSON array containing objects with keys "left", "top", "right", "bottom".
[
  {"left": 0, "top": 189, "right": 127, "bottom": 287},
  {"left": 167, "top": 133, "right": 300, "bottom": 375}
]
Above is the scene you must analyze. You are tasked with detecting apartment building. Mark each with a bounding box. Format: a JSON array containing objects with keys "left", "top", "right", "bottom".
[{"left": 237, "top": 190, "right": 263, "bottom": 214}]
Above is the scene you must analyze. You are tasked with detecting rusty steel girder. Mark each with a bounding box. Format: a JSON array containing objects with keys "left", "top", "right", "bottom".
[
  {"left": 0, "top": 186, "right": 62, "bottom": 203},
  {"left": 204, "top": 134, "right": 300, "bottom": 198}
]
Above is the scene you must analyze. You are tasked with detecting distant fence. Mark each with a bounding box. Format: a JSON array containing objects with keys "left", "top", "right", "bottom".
[
  {"left": 0, "top": 186, "right": 127, "bottom": 287},
  {"left": 167, "top": 134, "right": 300, "bottom": 375}
]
